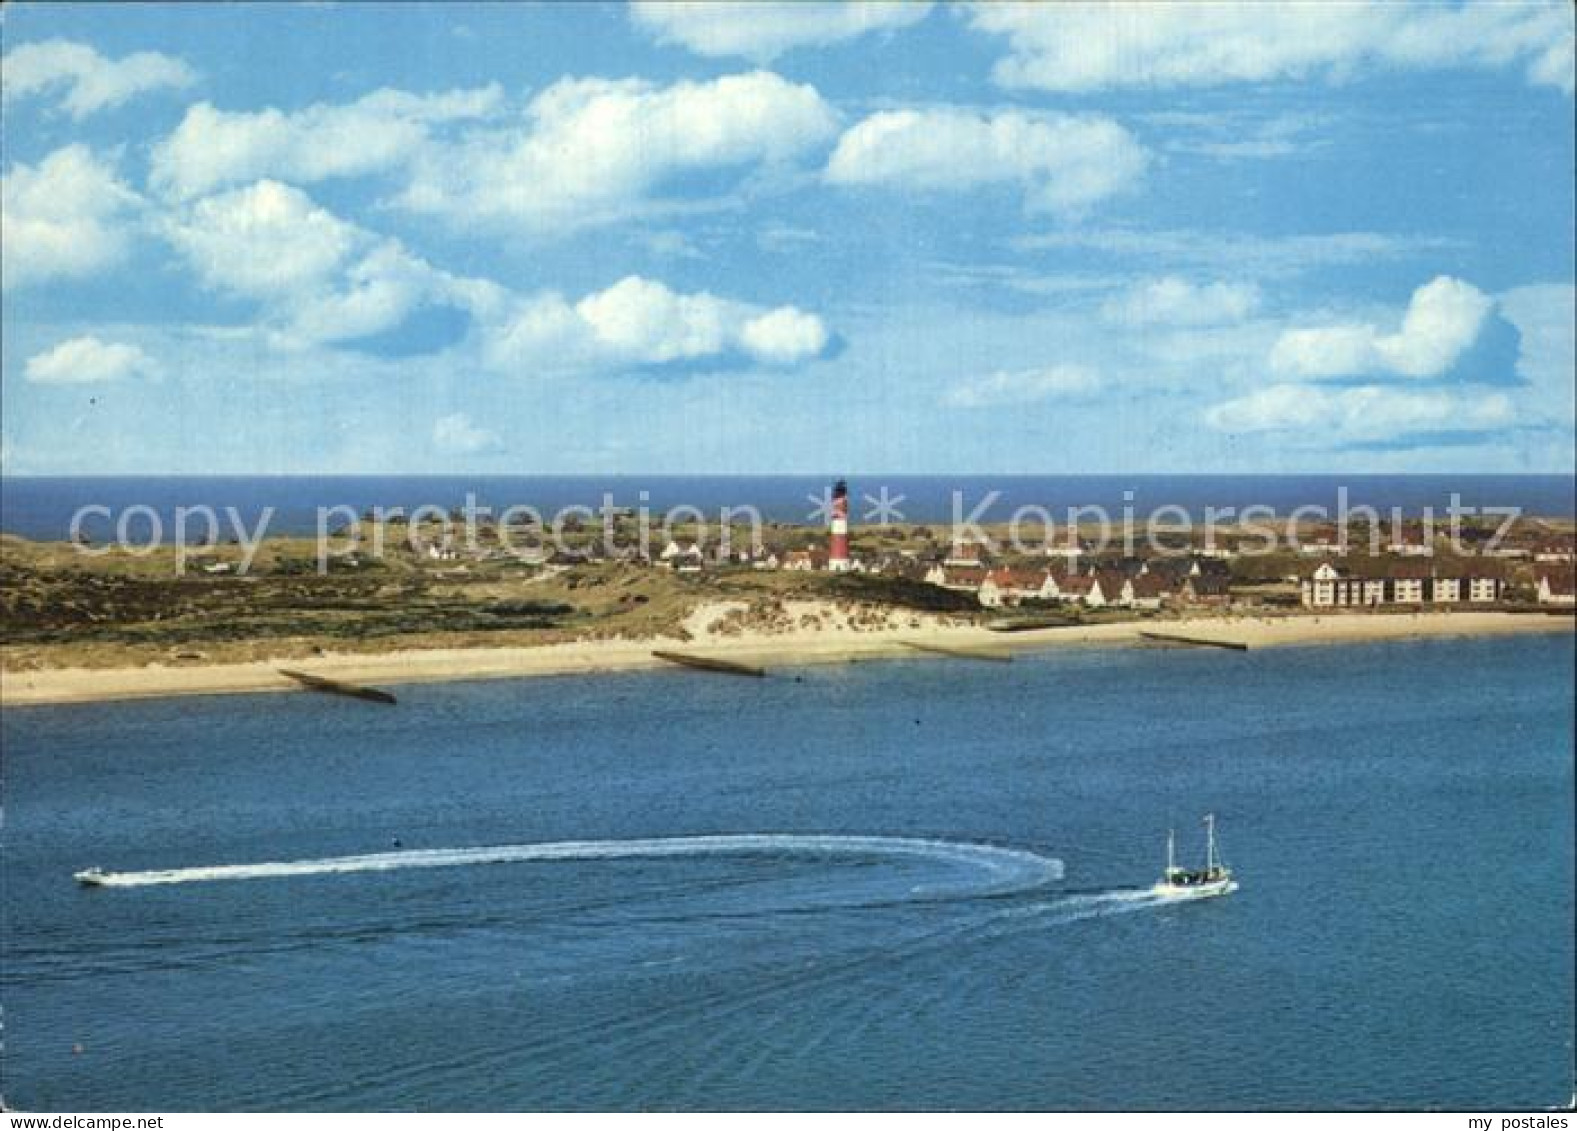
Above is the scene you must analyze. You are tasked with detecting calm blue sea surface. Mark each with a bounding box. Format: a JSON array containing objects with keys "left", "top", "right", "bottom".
[
  {"left": 2, "top": 634, "right": 1573, "bottom": 1111},
  {"left": 3, "top": 475, "right": 1573, "bottom": 541}
]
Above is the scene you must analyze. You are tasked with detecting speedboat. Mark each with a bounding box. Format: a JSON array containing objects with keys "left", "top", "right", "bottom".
[
  {"left": 1155, "top": 813, "right": 1236, "bottom": 898},
  {"left": 74, "top": 867, "right": 109, "bottom": 887}
]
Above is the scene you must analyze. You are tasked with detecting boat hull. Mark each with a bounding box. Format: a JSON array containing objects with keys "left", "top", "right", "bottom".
[{"left": 1153, "top": 877, "right": 1237, "bottom": 899}]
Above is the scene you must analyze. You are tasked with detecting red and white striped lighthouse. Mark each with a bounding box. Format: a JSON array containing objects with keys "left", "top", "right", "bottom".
[{"left": 828, "top": 479, "right": 851, "bottom": 572}]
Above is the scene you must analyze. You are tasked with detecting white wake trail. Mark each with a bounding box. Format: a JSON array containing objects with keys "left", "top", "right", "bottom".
[
  {"left": 75, "top": 834, "right": 1063, "bottom": 894},
  {"left": 976, "top": 882, "right": 1239, "bottom": 937}
]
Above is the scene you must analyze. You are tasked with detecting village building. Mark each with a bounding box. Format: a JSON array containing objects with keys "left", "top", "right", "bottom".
[
  {"left": 1301, "top": 561, "right": 1504, "bottom": 608},
  {"left": 1388, "top": 560, "right": 1430, "bottom": 603},
  {"left": 1432, "top": 576, "right": 1464, "bottom": 603},
  {"left": 977, "top": 567, "right": 1050, "bottom": 608},
  {"left": 1536, "top": 569, "right": 1576, "bottom": 606},
  {"left": 924, "top": 564, "right": 988, "bottom": 592},
  {"left": 1180, "top": 573, "right": 1231, "bottom": 606},
  {"left": 1055, "top": 574, "right": 1106, "bottom": 607},
  {"left": 1093, "top": 570, "right": 1133, "bottom": 607},
  {"left": 1126, "top": 573, "right": 1171, "bottom": 610},
  {"left": 1533, "top": 539, "right": 1576, "bottom": 563},
  {"left": 783, "top": 548, "right": 829, "bottom": 572},
  {"left": 1469, "top": 576, "right": 1504, "bottom": 602}
]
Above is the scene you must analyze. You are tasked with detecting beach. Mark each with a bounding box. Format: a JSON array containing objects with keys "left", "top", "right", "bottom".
[{"left": 3, "top": 605, "right": 1568, "bottom": 708}]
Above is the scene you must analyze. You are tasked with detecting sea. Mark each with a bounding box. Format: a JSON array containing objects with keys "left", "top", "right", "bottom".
[
  {"left": 1, "top": 633, "right": 1572, "bottom": 1111},
  {"left": 2, "top": 475, "right": 1573, "bottom": 542}
]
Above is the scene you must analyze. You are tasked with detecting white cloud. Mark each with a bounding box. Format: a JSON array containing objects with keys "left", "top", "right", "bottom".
[
  {"left": 159, "top": 180, "right": 497, "bottom": 348},
  {"left": 972, "top": 2, "right": 1575, "bottom": 95},
  {"left": 826, "top": 108, "right": 1146, "bottom": 214},
  {"left": 1499, "top": 283, "right": 1577, "bottom": 431},
  {"left": 740, "top": 307, "right": 830, "bottom": 364},
  {"left": 149, "top": 85, "right": 504, "bottom": 200},
  {"left": 432, "top": 413, "right": 499, "bottom": 454},
  {"left": 1, "top": 145, "right": 142, "bottom": 289},
  {"left": 25, "top": 336, "right": 161, "bottom": 384},
  {"left": 1205, "top": 383, "right": 1516, "bottom": 441},
  {"left": 161, "top": 180, "right": 364, "bottom": 298},
  {"left": 1102, "top": 277, "right": 1260, "bottom": 326},
  {"left": 484, "top": 275, "right": 830, "bottom": 373},
  {"left": 1271, "top": 276, "right": 1494, "bottom": 379},
  {"left": 396, "top": 71, "right": 838, "bottom": 231},
  {"left": 945, "top": 365, "right": 1100, "bottom": 407},
  {"left": 2, "top": 39, "right": 196, "bottom": 117},
  {"left": 630, "top": 1, "right": 931, "bottom": 61}
]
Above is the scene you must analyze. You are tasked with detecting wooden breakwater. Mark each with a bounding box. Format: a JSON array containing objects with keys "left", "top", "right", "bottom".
[
  {"left": 278, "top": 668, "right": 399, "bottom": 704},
  {"left": 651, "top": 650, "right": 766, "bottom": 677},
  {"left": 1138, "top": 631, "right": 1248, "bottom": 652},
  {"left": 900, "top": 641, "right": 1014, "bottom": 663}
]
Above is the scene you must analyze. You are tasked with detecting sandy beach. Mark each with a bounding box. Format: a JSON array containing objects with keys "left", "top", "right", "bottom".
[{"left": 2, "top": 604, "right": 1569, "bottom": 708}]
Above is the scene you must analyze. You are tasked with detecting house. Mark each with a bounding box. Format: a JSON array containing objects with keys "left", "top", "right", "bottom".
[
  {"left": 1127, "top": 573, "right": 1171, "bottom": 610},
  {"left": 1533, "top": 539, "right": 1576, "bottom": 563},
  {"left": 1056, "top": 574, "right": 1107, "bottom": 607},
  {"left": 1180, "top": 573, "right": 1231, "bottom": 606},
  {"left": 1035, "top": 569, "right": 1072, "bottom": 601},
  {"left": 1536, "top": 569, "right": 1576, "bottom": 606},
  {"left": 1301, "top": 562, "right": 1385, "bottom": 607},
  {"left": 1094, "top": 570, "right": 1133, "bottom": 607},
  {"left": 1432, "top": 576, "right": 1464, "bottom": 603},
  {"left": 1190, "top": 556, "right": 1232, "bottom": 579},
  {"left": 1388, "top": 561, "right": 1431, "bottom": 604},
  {"left": 978, "top": 567, "right": 1049, "bottom": 608},
  {"left": 925, "top": 565, "right": 988, "bottom": 591},
  {"left": 1302, "top": 560, "right": 1506, "bottom": 607},
  {"left": 1468, "top": 576, "right": 1503, "bottom": 603},
  {"left": 1302, "top": 562, "right": 1355, "bottom": 607},
  {"left": 783, "top": 548, "right": 828, "bottom": 572}
]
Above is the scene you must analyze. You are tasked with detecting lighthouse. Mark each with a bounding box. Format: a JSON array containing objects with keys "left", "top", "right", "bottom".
[{"left": 828, "top": 479, "right": 851, "bottom": 572}]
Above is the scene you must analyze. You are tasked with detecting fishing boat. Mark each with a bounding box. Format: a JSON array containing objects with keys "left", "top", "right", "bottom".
[{"left": 1155, "top": 813, "right": 1236, "bottom": 898}]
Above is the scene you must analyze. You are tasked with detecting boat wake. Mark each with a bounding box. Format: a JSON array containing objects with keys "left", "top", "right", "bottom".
[
  {"left": 961, "top": 882, "right": 1236, "bottom": 942},
  {"left": 73, "top": 834, "right": 1063, "bottom": 896}
]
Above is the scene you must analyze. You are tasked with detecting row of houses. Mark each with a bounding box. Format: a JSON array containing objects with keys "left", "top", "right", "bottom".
[
  {"left": 1300, "top": 562, "right": 1504, "bottom": 607},
  {"left": 924, "top": 559, "right": 1234, "bottom": 609}
]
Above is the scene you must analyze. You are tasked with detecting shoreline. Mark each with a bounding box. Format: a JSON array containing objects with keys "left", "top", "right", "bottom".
[{"left": 2, "top": 610, "right": 1570, "bottom": 708}]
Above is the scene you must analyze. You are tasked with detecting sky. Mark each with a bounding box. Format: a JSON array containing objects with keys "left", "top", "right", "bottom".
[{"left": 2, "top": 0, "right": 1573, "bottom": 476}]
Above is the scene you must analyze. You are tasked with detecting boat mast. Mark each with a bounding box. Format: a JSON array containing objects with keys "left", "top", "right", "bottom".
[
  {"left": 1167, "top": 828, "right": 1176, "bottom": 873},
  {"left": 1204, "top": 813, "right": 1217, "bottom": 871}
]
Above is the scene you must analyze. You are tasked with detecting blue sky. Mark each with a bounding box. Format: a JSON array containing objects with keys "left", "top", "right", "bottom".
[{"left": 2, "top": 1, "right": 1573, "bottom": 475}]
